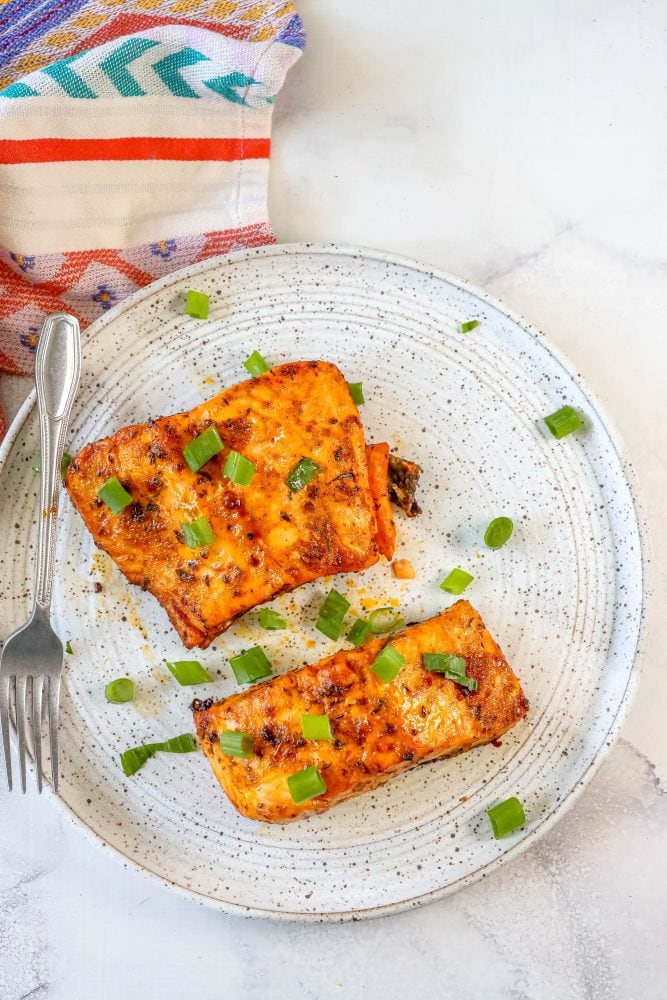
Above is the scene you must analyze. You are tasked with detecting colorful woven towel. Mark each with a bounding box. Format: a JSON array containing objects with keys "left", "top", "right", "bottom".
[{"left": 0, "top": 0, "right": 305, "bottom": 439}]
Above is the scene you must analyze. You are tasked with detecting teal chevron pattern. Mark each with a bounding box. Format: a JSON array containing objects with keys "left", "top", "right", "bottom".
[{"left": 0, "top": 37, "right": 274, "bottom": 107}]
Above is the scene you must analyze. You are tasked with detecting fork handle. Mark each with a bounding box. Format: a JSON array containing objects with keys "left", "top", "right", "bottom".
[{"left": 34, "top": 313, "right": 81, "bottom": 612}]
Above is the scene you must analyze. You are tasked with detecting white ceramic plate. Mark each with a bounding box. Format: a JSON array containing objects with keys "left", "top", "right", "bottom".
[{"left": 0, "top": 244, "right": 645, "bottom": 920}]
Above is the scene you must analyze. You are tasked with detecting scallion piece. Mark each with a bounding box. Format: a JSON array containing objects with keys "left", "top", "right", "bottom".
[
  {"left": 166, "top": 660, "right": 212, "bottom": 686},
  {"left": 258, "top": 608, "right": 287, "bottom": 630},
  {"left": 461, "top": 319, "right": 480, "bottom": 333},
  {"left": 32, "top": 451, "right": 73, "bottom": 479},
  {"left": 182, "top": 425, "right": 223, "bottom": 473},
  {"left": 315, "top": 588, "right": 350, "bottom": 640},
  {"left": 243, "top": 350, "right": 269, "bottom": 377},
  {"left": 484, "top": 516, "right": 513, "bottom": 550},
  {"left": 423, "top": 652, "right": 478, "bottom": 691},
  {"left": 98, "top": 476, "right": 133, "bottom": 515},
  {"left": 301, "top": 713, "right": 333, "bottom": 741},
  {"left": 65, "top": 640, "right": 73, "bottom": 655},
  {"left": 371, "top": 644, "right": 405, "bottom": 683},
  {"left": 544, "top": 405, "right": 584, "bottom": 439},
  {"left": 347, "top": 382, "right": 365, "bottom": 405},
  {"left": 184, "top": 289, "right": 209, "bottom": 320},
  {"left": 347, "top": 618, "right": 371, "bottom": 647},
  {"left": 229, "top": 645, "right": 273, "bottom": 685},
  {"left": 105, "top": 677, "right": 134, "bottom": 703},
  {"left": 181, "top": 514, "right": 215, "bottom": 549},
  {"left": 368, "top": 607, "right": 404, "bottom": 635},
  {"left": 440, "top": 568, "right": 474, "bottom": 595},
  {"left": 224, "top": 449, "right": 256, "bottom": 486},
  {"left": 120, "top": 732, "right": 197, "bottom": 777},
  {"left": 287, "top": 457, "right": 321, "bottom": 492},
  {"left": 487, "top": 796, "right": 526, "bottom": 838},
  {"left": 287, "top": 765, "right": 327, "bottom": 804},
  {"left": 220, "top": 729, "right": 254, "bottom": 759}
]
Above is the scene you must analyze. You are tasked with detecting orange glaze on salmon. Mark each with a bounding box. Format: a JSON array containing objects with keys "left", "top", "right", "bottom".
[
  {"left": 65, "top": 362, "right": 395, "bottom": 649},
  {"left": 192, "top": 601, "right": 529, "bottom": 822}
]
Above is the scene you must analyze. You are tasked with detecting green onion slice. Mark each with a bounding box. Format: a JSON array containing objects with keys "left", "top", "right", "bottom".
[
  {"left": 220, "top": 729, "right": 254, "bottom": 759},
  {"left": 182, "top": 425, "right": 223, "bottom": 473},
  {"left": 487, "top": 796, "right": 526, "bottom": 838},
  {"left": 371, "top": 644, "right": 405, "bottom": 683},
  {"left": 461, "top": 319, "right": 480, "bottom": 333},
  {"left": 120, "top": 732, "right": 197, "bottom": 777},
  {"left": 166, "top": 660, "right": 212, "bottom": 686},
  {"left": 347, "top": 618, "right": 372, "bottom": 647},
  {"left": 181, "top": 514, "right": 215, "bottom": 549},
  {"left": 229, "top": 645, "right": 273, "bottom": 685},
  {"left": 315, "top": 588, "right": 350, "bottom": 641},
  {"left": 368, "top": 607, "right": 404, "bottom": 635},
  {"left": 65, "top": 640, "right": 73, "bottom": 655},
  {"left": 544, "top": 404, "right": 584, "bottom": 439},
  {"left": 98, "top": 476, "right": 133, "bottom": 515},
  {"left": 258, "top": 608, "right": 287, "bottom": 630},
  {"left": 243, "top": 350, "right": 269, "bottom": 377},
  {"left": 224, "top": 449, "right": 256, "bottom": 486},
  {"left": 184, "top": 289, "right": 209, "bottom": 320},
  {"left": 287, "top": 457, "right": 321, "bottom": 492},
  {"left": 423, "top": 653, "right": 478, "bottom": 691},
  {"left": 484, "top": 516, "right": 514, "bottom": 550},
  {"left": 105, "top": 677, "right": 134, "bottom": 703},
  {"left": 32, "top": 451, "right": 73, "bottom": 479},
  {"left": 440, "top": 568, "right": 474, "bottom": 595},
  {"left": 301, "top": 713, "right": 333, "bottom": 741},
  {"left": 347, "top": 382, "right": 365, "bottom": 405},
  {"left": 287, "top": 765, "right": 327, "bottom": 804}
]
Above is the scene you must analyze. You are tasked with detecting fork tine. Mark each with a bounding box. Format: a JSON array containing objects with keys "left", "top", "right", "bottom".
[
  {"left": 48, "top": 675, "right": 60, "bottom": 793},
  {"left": 31, "top": 676, "right": 44, "bottom": 794},
  {"left": 15, "top": 675, "right": 28, "bottom": 793},
  {"left": 0, "top": 673, "right": 13, "bottom": 791}
]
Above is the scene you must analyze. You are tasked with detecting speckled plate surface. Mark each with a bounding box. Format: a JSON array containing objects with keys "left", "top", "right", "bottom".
[{"left": 0, "top": 244, "right": 645, "bottom": 920}]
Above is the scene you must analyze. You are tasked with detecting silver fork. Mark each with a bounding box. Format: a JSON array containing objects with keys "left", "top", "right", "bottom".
[{"left": 0, "top": 313, "right": 81, "bottom": 793}]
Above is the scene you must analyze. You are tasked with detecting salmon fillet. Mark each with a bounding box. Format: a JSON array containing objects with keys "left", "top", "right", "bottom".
[
  {"left": 65, "top": 362, "right": 395, "bottom": 649},
  {"left": 192, "top": 600, "right": 528, "bottom": 823}
]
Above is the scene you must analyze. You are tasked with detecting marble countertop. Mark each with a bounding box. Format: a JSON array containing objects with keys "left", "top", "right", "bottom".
[{"left": 1, "top": 1, "right": 665, "bottom": 997}]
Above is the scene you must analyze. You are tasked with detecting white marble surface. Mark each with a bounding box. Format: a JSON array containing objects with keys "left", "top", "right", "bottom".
[{"left": 1, "top": 1, "right": 666, "bottom": 997}]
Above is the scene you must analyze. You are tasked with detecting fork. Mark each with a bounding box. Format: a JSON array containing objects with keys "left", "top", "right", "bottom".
[{"left": 0, "top": 313, "right": 81, "bottom": 793}]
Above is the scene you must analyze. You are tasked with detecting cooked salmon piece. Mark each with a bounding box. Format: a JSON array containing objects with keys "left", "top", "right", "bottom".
[
  {"left": 65, "top": 362, "right": 395, "bottom": 649},
  {"left": 192, "top": 600, "right": 528, "bottom": 823}
]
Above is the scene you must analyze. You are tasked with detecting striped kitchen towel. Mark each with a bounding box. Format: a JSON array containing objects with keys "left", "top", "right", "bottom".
[{"left": 0, "top": 0, "right": 305, "bottom": 439}]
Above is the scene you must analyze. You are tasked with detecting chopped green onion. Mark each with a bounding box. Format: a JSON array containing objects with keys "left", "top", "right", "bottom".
[
  {"left": 371, "top": 644, "right": 405, "bottom": 683},
  {"left": 120, "top": 732, "right": 197, "bottom": 777},
  {"left": 484, "top": 516, "right": 514, "bottom": 550},
  {"left": 301, "top": 713, "right": 333, "bottom": 741},
  {"left": 184, "top": 289, "right": 209, "bottom": 320},
  {"left": 461, "top": 320, "right": 480, "bottom": 333},
  {"left": 224, "top": 449, "right": 256, "bottom": 486},
  {"left": 32, "top": 451, "right": 73, "bottom": 479},
  {"left": 105, "top": 677, "right": 134, "bottom": 703},
  {"left": 315, "top": 588, "right": 350, "bottom": 640},
  {"left": 347, "top": 618, "right": 372, "bottom": 647},
  {"left": 165, "top": 660, "right": 212, "bottom": 686},
  {"left": 368, "top": 607, "right": 404, "bottom": 635},
  {"left": 243, "top": 350, "right": 269, "bottom": 377},
  {"left": 287, "top": 457, "right": 321, "bottom": 492},
  {"left": 440, "top": 568, "right": 474, "bottom": 595},
  {"left": 287, "top": 765, "right": 327, "bottom": 804},
  {"left": 423, "top": 653, "right": 478, "bottom": 691},
  {"left": 487, "top": 796, "right": 526, "bottom": 838},
  {"left": 544, "top": 405, "right": 584, "bottom": 439},
  {"left": 182, "top": 425, "right": 223, "bottom": 473},
  {"left": 98, "top": 476, "right": 133, "bottom": 515},
  {"left": 65, "top": 640, "right": 73, "bottom": 655},
  {"left": 347, "top": 382, "right": 365, "bottom": 405},
  {"left": 220, "top": 729, "right": 254, "bottom": 759},
  {"left": 258, "top": 608, "right": 287, "bottom": 630},
  {"left": 181, "top": 514, "right": 215, "bottom": 549},
  {"left": 229, "top": 645, "right": 273, "bottom": 685}
]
